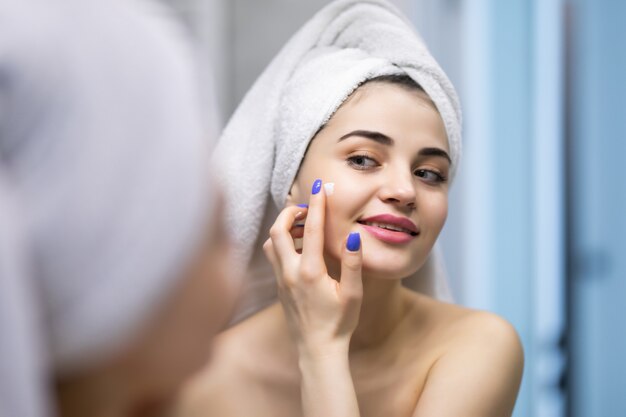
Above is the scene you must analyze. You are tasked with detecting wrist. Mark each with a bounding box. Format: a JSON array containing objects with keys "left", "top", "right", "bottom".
[
  {"left": 297, "top": 340, "right": 350, "bottom": 364},
  {"left": 297, "top": 338, "right": 350, "bottom": 352}
]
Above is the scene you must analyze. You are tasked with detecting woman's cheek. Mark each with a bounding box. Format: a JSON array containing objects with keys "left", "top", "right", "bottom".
[
  {"left": 324, "top": 191, "right": 355, "bottom": 258},
  {"left": 421, "top": 191, "right": 448, "bottom": 231},
  {"left": 323, "top": 201, "right": 343, "bottom": 257},
  {"left": 434, "top": 197, "right": 449, "bottom": 232}
]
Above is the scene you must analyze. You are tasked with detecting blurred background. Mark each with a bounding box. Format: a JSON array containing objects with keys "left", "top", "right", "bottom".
[{"left": 160, "top": 0, "right": 625, "bottom": 416}]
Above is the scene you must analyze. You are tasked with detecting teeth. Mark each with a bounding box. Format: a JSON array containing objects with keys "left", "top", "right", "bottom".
[{"left": 363, "top": 221, "right": 412, "bottom": 234}]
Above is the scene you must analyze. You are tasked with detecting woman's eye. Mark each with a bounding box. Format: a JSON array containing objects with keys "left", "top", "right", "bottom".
[
  {"left": 347, "top": 154, "right": 379, "bottom": 170},
  {"left": 414, "top": 169, "right": 446, "bottom": 183}
]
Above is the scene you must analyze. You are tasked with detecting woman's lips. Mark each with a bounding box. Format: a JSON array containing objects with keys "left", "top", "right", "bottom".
[{"left": 357, "top": 214, "right": 419, "bottom": 244}]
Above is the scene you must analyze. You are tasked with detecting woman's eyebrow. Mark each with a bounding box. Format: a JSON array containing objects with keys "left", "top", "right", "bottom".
[
  {"left": 337, "top": 130, "right": 451, "bottom": 163},
  {"left": 418, "top": 147, "right": 451, "bottom": 164},
  {"left": 337, "top": 130, "right": 394, "bottom": 145}
]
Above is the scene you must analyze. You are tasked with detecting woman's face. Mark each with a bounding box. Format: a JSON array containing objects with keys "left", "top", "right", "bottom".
[{"left": 288, "top": 82, "right": 450, "bottom": 280}]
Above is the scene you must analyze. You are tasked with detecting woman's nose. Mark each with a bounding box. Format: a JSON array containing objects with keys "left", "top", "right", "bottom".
[{"left": 377, "top": 169, "right": 417, "bottom": 208}]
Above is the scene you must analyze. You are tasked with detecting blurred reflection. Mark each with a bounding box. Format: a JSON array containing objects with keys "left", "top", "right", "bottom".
[{"left": 0, "top": 1, "right": 235, "bottom": 416}]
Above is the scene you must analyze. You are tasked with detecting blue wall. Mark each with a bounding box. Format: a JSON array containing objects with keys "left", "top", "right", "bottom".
[
  {"left": 456, "top": 1, "right": 567, "bottom": 416},
  {"left": 569, "top": 0, "right": 626, "bottom": 416},
  {"left": 457, "top": 0, "right": 626, "bottom": 415}
]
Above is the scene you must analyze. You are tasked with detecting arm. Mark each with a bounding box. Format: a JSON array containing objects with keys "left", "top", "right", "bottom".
[
  {"left": 298, "top": 347, "right": 360, "bottom": 417},
  {"left": 412, "top": 312, "right": 524, "bottom": 417},
  {"left": 263, "top": 179, "right": 363, "bottom": 417}
]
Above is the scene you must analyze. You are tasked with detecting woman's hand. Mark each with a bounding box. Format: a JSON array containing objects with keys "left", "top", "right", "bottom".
[
  {"left": 264, "top": 179, "right": 363, "bottom": 416},
  {"left": 263, "top": 178, "right": 363, "bottom": 357},
  {"left": 264, "top": 179, "right": 363, "bottom": 417}
]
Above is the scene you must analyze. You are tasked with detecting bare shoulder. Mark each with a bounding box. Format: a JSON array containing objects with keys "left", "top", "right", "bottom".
[
  {"left": 437, "top": 300, "right": 522, "bottom": 353},
  {"left": 409, "top": 295, "right": 524, "bottom": 417},
  {"left": 443, "top": 306, "right": 524, "bottom": 382},
  {"left": 175, "top": 303, "right": 290, "bottom": 417},
  {"left": 408, "top": 293, "right": 522, "bottom": 354},
  {"left": 462, "top": 311, "right": 522, "bottom": 350}
]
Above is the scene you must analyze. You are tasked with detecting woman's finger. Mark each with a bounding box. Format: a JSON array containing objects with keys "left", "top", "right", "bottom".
[
  {"left": 339, "top": 232, "right": 363, "bottom": 301},
  {"left": 268, "top": 205, "right": 307, "bottom": 274},
  {"left": 262, "top": 238, "right": 280, "bottom": 273},
  {"left": 300, "top": 179, "right": 327, "bottom": 275},
  {"left": 290, "top": 222, "right": 305, "bottom": 239}
]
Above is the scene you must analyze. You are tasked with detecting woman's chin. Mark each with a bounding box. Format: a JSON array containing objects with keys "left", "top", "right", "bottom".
[
  {"left": 324, "top": 237, "right": 428, "bottom": 280},
  {"left": 364, "top": 268, "right": 418, "bottom": 281},
  {"left": 360, "top": 257, "right": 424, "bottom": 281}
]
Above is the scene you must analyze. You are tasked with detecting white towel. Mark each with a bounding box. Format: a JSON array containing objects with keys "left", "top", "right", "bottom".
[
  {"left": 214, "top": 0, "right": 462, "bottom": 323},
  {"left": 0, "top": 0, "right": 215, "bottom": 415},
  {"left": 0, "top": 174, "right": 49, "bottom": 417}
]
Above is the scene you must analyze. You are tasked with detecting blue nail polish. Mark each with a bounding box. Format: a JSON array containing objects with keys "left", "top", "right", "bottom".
[
  {"left": 346, "top": 232, "right": 361, "bottom": 252},
  {"left": 311, "top": 179, "right": 322, "bottom": 195},
  {"left": 297, "top": 203, "right": 309, "bottom": 208}
]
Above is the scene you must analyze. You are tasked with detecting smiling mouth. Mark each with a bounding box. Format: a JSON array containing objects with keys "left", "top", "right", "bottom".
[{"left": 357, "top": 220, "right": 418, "bottom": 236}]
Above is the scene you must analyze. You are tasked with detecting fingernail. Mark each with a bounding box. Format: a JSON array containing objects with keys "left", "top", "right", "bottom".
[
  {"left": 323, "top": 182, "right": 334, "bottom": 196},
  {"left": 346, "top": 232, "right": 361, "bottom": 252},
  {"left": 311, "top": 179, "right": 322, "bottom": 195},
  {"left": 297, "top": 203, "right": 309, "bottom": 208}
]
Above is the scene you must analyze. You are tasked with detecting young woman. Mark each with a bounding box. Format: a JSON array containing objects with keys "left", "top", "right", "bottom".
[{"left": 178, "top": 1, "right": 523, "bottom": 416}]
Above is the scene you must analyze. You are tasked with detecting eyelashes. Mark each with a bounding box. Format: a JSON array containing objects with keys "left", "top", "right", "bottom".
[
  {"left": 346, "top": 153, "right": 447, "bottom": 184},
  {"left": 414, "top": 169, "right": 447, "bottom": 184},
  {"left": 347, "top": 154, "right": 379, "bottom": 170}
]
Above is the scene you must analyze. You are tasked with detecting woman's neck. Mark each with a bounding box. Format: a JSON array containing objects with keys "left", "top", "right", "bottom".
[{"left": 349, "top": 277, "right": 409, "bottom": 351}]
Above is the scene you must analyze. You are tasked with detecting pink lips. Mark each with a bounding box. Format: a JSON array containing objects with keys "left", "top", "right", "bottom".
[{"left": 358, "top": 214, "right": 419, "bottom": 244}]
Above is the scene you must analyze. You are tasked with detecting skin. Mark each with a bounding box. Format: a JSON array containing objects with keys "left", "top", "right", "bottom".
[
  {"left": 55, "top": 195, "right": 238, "bottom": 417},
  {"left": 177, "top": 83, "right": 524, "bottom": 417}
]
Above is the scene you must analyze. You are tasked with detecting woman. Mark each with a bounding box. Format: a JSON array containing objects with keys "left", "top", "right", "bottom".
[
  {"left": 0, "top": 1, "right": 235, "bottom": 416},
  {"left": 179, "top": 1, "right": 523, "bottom": 416}
]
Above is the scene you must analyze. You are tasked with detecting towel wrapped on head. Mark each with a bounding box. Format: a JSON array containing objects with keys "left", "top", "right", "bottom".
[{"left": 214, "top": 0, "right": 462, "bottom": 323}]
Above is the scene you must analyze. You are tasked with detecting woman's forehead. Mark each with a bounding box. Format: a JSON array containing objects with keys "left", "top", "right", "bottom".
[{"left": 320, "top": 83, "right": 449, "bottom": 150}]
